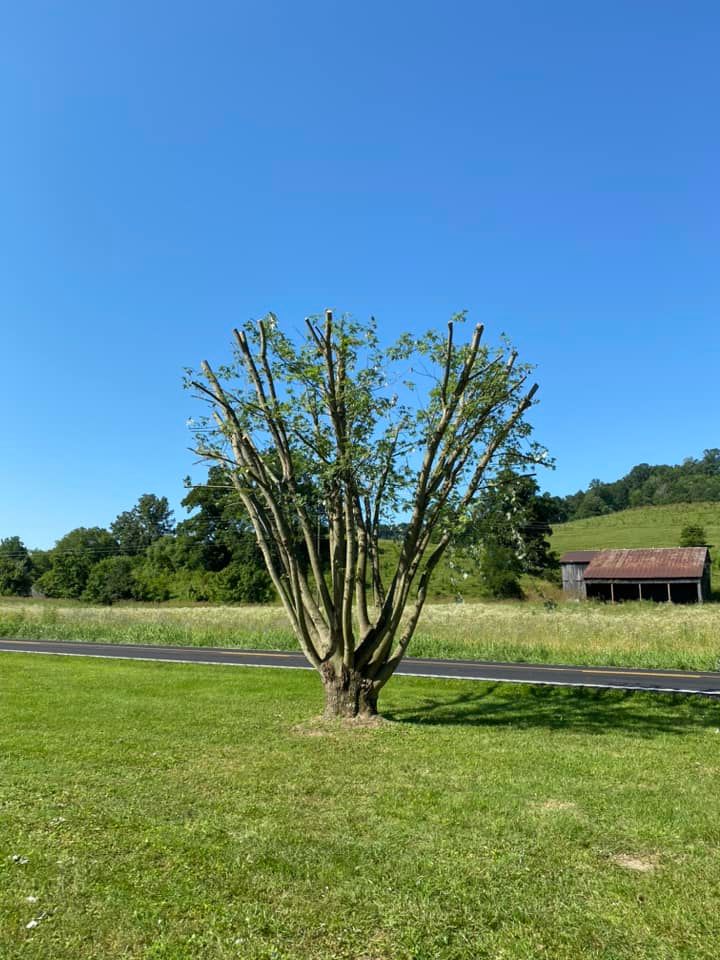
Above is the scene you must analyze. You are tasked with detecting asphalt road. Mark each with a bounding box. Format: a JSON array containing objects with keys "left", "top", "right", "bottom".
[{"left": 2, "top": 638, "right": 720, "bottom": 697}]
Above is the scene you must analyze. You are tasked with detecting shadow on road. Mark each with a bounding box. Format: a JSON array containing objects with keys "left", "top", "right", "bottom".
[{"left": 385, "top": 682, "right": 719, "bottom": 736}]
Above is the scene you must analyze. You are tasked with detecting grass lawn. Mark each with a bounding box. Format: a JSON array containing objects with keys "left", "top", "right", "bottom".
[
  {"left": 2, "top": 655, "right": 720, "bottom": 959},
  {"left": 3, "top": 597, "right": 720, "bottom": 672}
]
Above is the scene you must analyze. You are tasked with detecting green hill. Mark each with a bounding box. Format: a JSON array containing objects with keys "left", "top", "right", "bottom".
[{"left": 551, "top": 502, "right": 720, "bottom": 568}]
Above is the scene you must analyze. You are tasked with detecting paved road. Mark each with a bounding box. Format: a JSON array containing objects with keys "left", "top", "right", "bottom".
[{"left": 2, "top": 638, "right": 720, "bottom": 697}]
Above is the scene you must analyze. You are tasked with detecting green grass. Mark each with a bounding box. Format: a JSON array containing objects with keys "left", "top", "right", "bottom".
[
  {"left": 551, "top": 501, "right": 720, "bottom": 558},
  {"left": 1, "top": 655, "right": 720, "bottom": 959},
  {"left": 3, "top": 596, "right": 720, "bottom": 672}
]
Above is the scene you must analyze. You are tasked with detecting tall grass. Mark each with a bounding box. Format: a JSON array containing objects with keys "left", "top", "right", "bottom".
[{"left": 2, "top": 597, "right": 720, "bottom": 671}]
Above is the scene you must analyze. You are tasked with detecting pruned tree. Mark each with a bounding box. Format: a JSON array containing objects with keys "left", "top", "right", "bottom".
[{"left": 188, "top": 310, "right": 542, "bottom": 718}]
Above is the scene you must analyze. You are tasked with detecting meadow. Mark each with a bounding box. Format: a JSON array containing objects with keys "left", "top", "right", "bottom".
[
  {"left": 2, "top": 596, "right": 720, "bottom": 671},
  {"left": 2, "top": 654, "right": 719, "bottom": 959},
  {"left": 550, "top": 501, "right": 720, "bottom": 559}
]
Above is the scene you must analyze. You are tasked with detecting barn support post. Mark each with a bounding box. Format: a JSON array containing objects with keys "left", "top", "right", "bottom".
[
  {"left": 667, "top": 583, "right": 671, "bottom": 602},
  {"left": 697, "top": 581, "right": 703, "bottom": 604},
  {"left": 610, "top": 583, "right": 615, "bottom": 604},
  {"left": 638, "top": 583, "right": 643, "bottom": 601}
]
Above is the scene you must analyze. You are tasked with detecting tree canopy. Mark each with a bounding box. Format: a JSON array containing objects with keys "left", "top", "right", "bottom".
[
  {"left": 35, "top": 527, "right": 120, "bottom": 599},
  {"left": 454, "top": 469, "right": 557, "bottom": 596},
  {"left": 111, "top": 494, "right": 175, "bottom": 556},
  {"left": 0, "top": 536, "right": 33, "bottom": 596}
]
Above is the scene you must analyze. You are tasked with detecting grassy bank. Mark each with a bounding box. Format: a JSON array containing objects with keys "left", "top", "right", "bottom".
[
  {"left": 2, "top": 655, "right": 719, "bottom": 959},
  {"left": 2, "top": 597, "right": 720, "bottom": 671},
  {"left": 551, "top": 502, "right": 720, "bottom": 559}
]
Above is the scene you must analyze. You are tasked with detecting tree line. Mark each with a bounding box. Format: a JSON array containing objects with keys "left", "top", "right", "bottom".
[
  {"left": 0, "top": 467, "right": 558, "bottom": 604},
  {"left": 0, "top": 472, "right": 274, "bottom": 603},
  {"left": 542, "top": 449, "right": 720, "bottom": 522}
]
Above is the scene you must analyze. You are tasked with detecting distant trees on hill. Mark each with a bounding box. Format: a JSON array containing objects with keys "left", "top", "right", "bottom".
[{"left": 546, "top": 449, "right": 720, "bottom": 522}]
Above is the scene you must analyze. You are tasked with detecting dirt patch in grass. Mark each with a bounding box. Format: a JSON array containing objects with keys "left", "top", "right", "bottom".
[
  {"left": 611, "top": 853, "right": 659, "bottom": 873},
  {"left": 292, "top": 715, "right": 390, "bottom": 736},
  {"left": 531, "top": 799, "right": 578, "bottom": 812}
]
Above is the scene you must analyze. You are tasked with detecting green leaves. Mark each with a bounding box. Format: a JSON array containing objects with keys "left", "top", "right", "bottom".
[{"left": 188, "top": 311, "right": 542, "bottom": 539}]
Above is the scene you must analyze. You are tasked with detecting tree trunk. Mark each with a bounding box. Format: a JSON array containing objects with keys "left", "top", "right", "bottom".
[{"left": 320, "top": 663, "right": 378, "bottom": 719}]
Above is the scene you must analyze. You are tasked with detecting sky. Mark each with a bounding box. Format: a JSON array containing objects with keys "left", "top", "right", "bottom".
[{"left": 1, "top": 0, "right": 718, "bottom": 549}]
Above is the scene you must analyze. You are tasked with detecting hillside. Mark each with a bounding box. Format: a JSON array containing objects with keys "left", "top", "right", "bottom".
[
  {"left": 550, "top": 502, "right": 720, "bottom": 568},
  {"left": 549, "top": 449, "right": 720, "bottom": 521},
  {"left": 377, "top": 539, "right": 487, "bottom": 600}
]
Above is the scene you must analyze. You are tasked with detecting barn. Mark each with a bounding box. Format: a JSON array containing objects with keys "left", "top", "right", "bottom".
[{"left": 560, "top": 547, "right": 711, "bottom": 603}]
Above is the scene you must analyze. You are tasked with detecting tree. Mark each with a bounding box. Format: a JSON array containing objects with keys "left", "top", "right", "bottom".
[
  {"left": 0, "top": 537, "right": 33, "bottom": 596},
  {"left": 189, "top": 310, "right": 540, "bottom": 718},
  {"left": 479, "top": 542, "right": 523, "bottom": 599},
  {"left": 111, "top": 494, "right": 175, "bottom": 556},
  {"left": 574, "top": 490, "right": 611, "bottom": 519},
  {"left": 35, "top": 527, "right": 118, "bottom": 599},
  {"left": 679, "top": 524, "right": 708, "bottom": 547},
  {"left": 131, "top": 535, "right": 207, "bottom": 601},
  {"left": 83, "top": 556, "right": 138, "bottom": 604},
  {"left": 179, "top": 466, "right": 271, "bottom": 572},
  {"left": 460, "top": 470, "right": 558, "bottom": 587},
  {"left": 207, "top": 560, "right": 275, "bottom": 603}
]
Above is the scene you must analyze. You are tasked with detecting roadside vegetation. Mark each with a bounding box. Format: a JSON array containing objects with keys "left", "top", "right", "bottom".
[
  {"left": 2, "top": 655, "right": 719, "bottom": 959},
  {"left": 3, "top": 597, "right": 720, "bottom": 672}
]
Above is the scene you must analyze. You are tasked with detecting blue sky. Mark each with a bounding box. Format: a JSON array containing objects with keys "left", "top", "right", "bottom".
[{"left": 2, "top": 1, "right": 718, "bottom": 549}]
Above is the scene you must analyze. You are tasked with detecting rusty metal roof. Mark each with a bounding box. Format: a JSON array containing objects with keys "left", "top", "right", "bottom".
[
  {"left": 560, "top": 551, "right": 600, "bottom": 564},
  {"left": 583, "top": 547, "right": 709, "bottom": 581}
]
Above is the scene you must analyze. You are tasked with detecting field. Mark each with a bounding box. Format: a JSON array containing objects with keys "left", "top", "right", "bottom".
[
  {"left": 2, "top": 654, "right": 720, "bottom": 960},
  {"left": 2, "top": 596, "right": 720, "bottom": 671},
  {"left": 3, "top": 502, "right": 720, "bottom": 673},
  {"left": 551, "top": 502, "right": 720, "bottom": 562}
]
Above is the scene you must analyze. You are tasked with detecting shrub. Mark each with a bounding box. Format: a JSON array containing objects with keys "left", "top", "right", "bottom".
[
  {"left": 0, "top": 537, "right": 33, "bottom": 596},
  {"left": 207, "top": 561, "right": 274, "bottom": 603},
  {"left": 680, "top": 524, "right": 709, "bottom": 547}
]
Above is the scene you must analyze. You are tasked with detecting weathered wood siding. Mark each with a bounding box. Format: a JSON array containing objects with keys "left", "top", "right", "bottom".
[
  {"left": 561, "top": 562, "right": 588, "bottom": 598},
  {"left": 702, "top": 560, "right": 712, "bottom": 602}
]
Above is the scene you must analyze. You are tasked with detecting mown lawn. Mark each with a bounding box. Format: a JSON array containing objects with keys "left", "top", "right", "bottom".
[
  {"left": 3, "top": 597, "right": 720, "bottom": 672},
  {"left": 1, "top": 655, "right": 720, "bottom": 959}
]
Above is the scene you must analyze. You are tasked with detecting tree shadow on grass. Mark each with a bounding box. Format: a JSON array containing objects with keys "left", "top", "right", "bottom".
[{"left": 384, "top": 683, "right": 720, "bottom": 736}]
